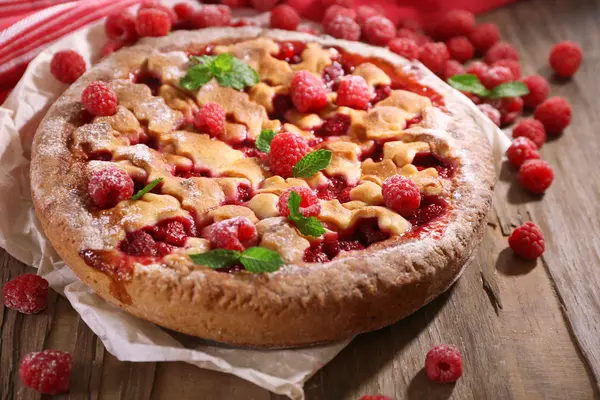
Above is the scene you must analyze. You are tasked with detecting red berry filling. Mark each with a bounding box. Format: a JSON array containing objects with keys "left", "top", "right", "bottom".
[
  {"left": 316, "top": 113, "right": 351, "bottom": 136},
  {"left": 315, "top": 175, "right": 353, "bottom": 201},
  {"left": 202, "top": 216, "right": 258, "bottom": 251},
  {"left": 322, "top": 61, "right": 345, "bottom": 91},
  {"left": 371, "top": 85, "right": 392, "bottom": 104},
  {"left": 275, "top": 41, "right": 306, "bottom": 64},
  {"left": 3, "top": 273, "right": 49, "bottom": 314},
  {"left": 270, "top": 94, "right": 294, "bottom": 120},
  {"left": 412, "top": 152, "right": 455, "bottom": 178},
  {"left": 407, "top": 195, "right": 449, "bottom": 226},
  {"left": 224, "top": 183, "right": 254, "bottom": 205}
]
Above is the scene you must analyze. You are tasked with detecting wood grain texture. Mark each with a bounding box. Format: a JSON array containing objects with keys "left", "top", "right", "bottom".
[{"left": 1, "top": 0, "right": 600, "bottom": 399}]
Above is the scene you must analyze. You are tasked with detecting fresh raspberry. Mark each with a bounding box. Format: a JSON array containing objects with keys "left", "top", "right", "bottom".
[
  {"left": 136, "top": 8, "right": 171, "bottom": 37},
  {"left": 194, "top": 102, "right": 225, "bottom": 136},
  {"left": 122, "top": 231, "right": 157, "bottom": 257},
  {"left": 325, "top": 15, "right": 361, "bottom": 41},
  {"left": 153, "top": 220, "right": 188, "bottom": 246},
  {"left": 270, "top": 5, "right": 300, "bottom": 30},
  {"left": 363, "top": 16, "right": 396, "bottom": 46},
  {"left": 485, "top": 41, "right": 519, "bottom": 64},
  {"left": 549, "top": 40, "right": 582, "bottom": 78},
  {"left": 82, "top": 81, "right": 117, "bottom": 116},
  {"left": 173, "top": 3, "right": 195, "bottom": 20},
  {"left": 360, "top": 396, "right": 392, "bottom": 400},
  {"left": 20, "top": 350, "right": 72, "bottom": 395},
  {"left": 468, "top": 23, "right": 500, "bottom": 52},
  {"left": 506, "top": 137, "right": 541, "bottom": 167},
  {"left": 336, "top": 75, "right": 370, "bottom": 110},
  {"left": 277, "top": 186, "right": 321, "bottom": 217},
  {"left": 483, "top": 66, "right": 514, "bottom": 89},
  {"left": 355, "top": 5, "right": 380, "bottom": 27},
  {"left": 443, "top": 60, "right": 465, "bottom": 81},
  {"left": 139, "top": 2, "right": 178, "bottom": 24},
  {"left": 290, "top": 70, "right": 328, "bottom": 113},
  {"left": 396, "top": 28, "right": 419, "bottom": 43},
  {"left": 250, "top": 0, "right": 279, "bottom": 12},
  {"left": 512, "top": 118, "right": 546, "bottom": 148},
  {"left": 417, "top": 34, "right": 433, "bottom": 46},
  {"left": 193, "top": 5, "right": 231, "bottom": 28},
  {"left": 318, "top": 113, "right": 351, "bottom": 136},
  {"left": 3, "top": 274, "right": 49, "bottom": 314},
  {"left": 519, "top": 159, "right": 553, "bottom": 194},
  {"left": 425, "top": 344, "right": 463, "bottom": 383},
  {"left": 322, "top": 5, "right": 356, "bottom": 28},
  {"left": 100, "top": 38, "right": 127, "bottom": 58},
  {"left": 446, "top": 36, "right": 474, "bottom": 62},
  {"left": 492, "top": 59, "right": 520, "bottom": 80},
  {"left": 50, "top": 50, "right": 86, "bottom": 84},
  {"left": 486, "top": 96, "right": 523, "bottom": 126},
  {"left": 88, "top": 165, "right": 134, "bottom": 209},
  {"left": 269, "top": 132, "right": 310, "bottom": 177},
  {"left": 322, "top": 61, "right": 345, "bottom": 90},
  {"left": 382, "top": 175, "right": 421, "bottom": 217},
  {"left": 388, "top": 38, "right": 420, "bottom": 60},
  {"left": 398, "top": 17, "right": 421, "bottom": 32},
  {"left": 418, "top": 42, "right": 450, "bottom": 76},
  {"left": 221, "top": 0, "right": 250, "bottom": 8},
  {"left": 477, "top": 103, "right": 501, "bottom": 127},
  {"left": 105, "top": 11, "right": 137, "bottom": 41},
  {"left": 520, "top": 75, "right": 550, "bottom": 108},
  {"left": 435, "top": 10, "right": 475, "bottom": 40},
  {"left": 203, "top": 217, "right": 258, "bottom": 251},
  {"left": 509, "top": 221, "right": 545, "bottom": 259},
  {"left": 534, "top": 96, "right": 571, "bottom": 134},
  {"left": 465, "top": 61, "right": 489, "bottom": 82},
  {"left": 372, "top": 85, "right": 392, "bottom": 104},
  {"left": 321, "top": 0, "right": 353, "bottom": 8}
]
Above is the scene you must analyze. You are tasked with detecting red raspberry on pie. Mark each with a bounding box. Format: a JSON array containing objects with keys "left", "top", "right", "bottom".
[
  {"left": 105, "top": 11, "right": 137, "bottom": 41},
  {"left": 193, "top": 5, "right": 232, "bottom": 28},
  {"left": 443, "top": 60, "right": 466, "bottom": 80},
  {"left": 418, "top": 42, "right": 450, "bottom": 76},
  {"left": 270, "top": 5, "right": 300, "bottom": 31},
  {"left": 20, "top": 350, "right": 72, "bottom": 395},
  {"left": 325, "top": 15, "right": 361, "bottom": 41},
  {"left": 88, "top": 165, "right": 134, "bottom": 209},
  {"left": 250, "top": 0, "right": 279, "bottom": 12},
  {"left": 485, "top": 41, "right": 519, "bottom": 64},
  {"left": 3, "top": 273, "right": 49, "bottom": 314},
  {"left": 492, "top": 59, "right": 521, "bottom": 80},
  {"left": 388, "top": 38, "right": 420, "bottom": 60},
  {"left": 336, "top": 75, "right": 370, "bottom": 110},
  {"left": 465, "top": 61, "right": 489, "bottom": 83},
  {"left": 203, "top": 217, "right": 258, "bottom": 251},
  {"left": 355, "top": 5, "right": 380, "bottom": 27},
  {"left": 477, "top": 104, "right": 501, "bottom": 127},
  {"left": 549, "top": 40, "right": 582, "bottom": 78},
  {"left": 506, "top": 137, "right": 541, "bottom": 167},
  {"left": 50, "top": 50, "right": 86, "bottom": 84},
  {"left": 534, "top": 96, "right": 571, "bottom": 134},
  {"left": 322, "top": 5, "right": 356, "bottom": 28},
  {"left": 277, "top": 186, "right": 321, "bottom": 217},
  {"left": 173, "top": 3, "right": 195, "bottom": 20},
  {"left": 269, "top": 131, "right": 310, "bottom": 177},
  {"left": 290, "top": 70, "right": 328, "bottom": 113},
  {"left": 194, "top": 102, "right": 225, "bottom": 136},
  {"left": 509, "top": 221, "right": 545, "bottom": 259},
  {"left": 82, "top": 81, "right": 117, "bottom": 117},
  {"left": 435, "top": 10, "right": 475, "bottom": 40},
  {"left": 483, "top": 65, "right": 514, "bottom": 89},
  {"left": 363, "top": 16, "right": 396, "bottom": 46},
  {"left": 122, "top": 231, "right": 157, "bottom": 257},
  {"left": 382, "top": 175, "right": 421, "bottom": 217},
  {"left": 153, "top": 220, "right": 188, "bottom": 247},
  {"left": 396, "top": 28, "right": 420, "bottom": 43},
  {"left": 136, "top": 8, "right": 172, "bottom": 37},
  {"left": 139, "top": 1, "right": 178, "bottom": 24},
  {"left": 468, "top": 23, "right": 500, "bottom": 52},
  {"left": 519, "top": 159, "right": 554, "bottom": 194},
  {"left": 425, "top": 344, "right": 463, "bottom": 383},
  {"left": 520, "top": 75, "right": 550, "bottom": 109},
  {"left": 512, "top": 118, "right": 546, "bottom": 148},
  {"left": 446, "top": 36, "right": 474, "bottom": 62}
]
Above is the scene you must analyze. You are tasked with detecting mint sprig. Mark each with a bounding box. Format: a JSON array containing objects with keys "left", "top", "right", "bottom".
[
  {"left": 448, "top": 74, "right": 529, "bottom": 98},
  {"left": 287, "top": 190, "right": 326, "bottom": 237},
  {"left": 131, "top": 177, "right": 163, "bottom": 200},
  {"left": 256, "top": 129, "right": 276, "bottom": 153},
  {"left": 180, "top": 54, "right": 259, "bottom": 91},
  {"left": 189, "top": 247, "right": 284, "bottom": 273},
  {"left": 292, "top": 149, "right": 333, "bottom": 178}
]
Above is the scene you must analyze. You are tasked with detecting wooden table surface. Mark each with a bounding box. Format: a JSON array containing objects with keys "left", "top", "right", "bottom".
[{"left": 2, "top": 0, "right": 600, "bottom": 398}]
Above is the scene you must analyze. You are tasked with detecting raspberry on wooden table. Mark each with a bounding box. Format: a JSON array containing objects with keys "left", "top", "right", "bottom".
[
  {"left": 435, "top": 10, "right": 475, "bottom": 40},
  {"left": 322, "top": 5, "right": 356, "bottom": 27},
  {"left": 3, "top": 273, "right": 49, "bottom": 314},
  {"left": 466, "top": 61, "right": 489, "bottom": 82},
  {"left": 519, "top": 159, "right": 554, "bottom": 194},
  {"left": 290, "top": 70, "right": 328, "bottom": 113},
  {"left": 534, "top": 96, "right": 571, "bottom": 134},
  {"left": 443, "top": 60, "right": 466, "bottom": 81},
  {"left": 82, "top": 81, "right": 117, "bottom": 116},
  {"left": 468, "top": 23, "right": 500, "bottom": 52},
  {"left": 122, "top": 231, "right": 157, "bottom": 257},
  {"left": 250, "top": 0, "right": 279, "bottom": 12},
  {"left": 485, "top": 41, "right": 519, "bottom": 63},
  {"left": 477, "top": 104, "right": 501, "bottom": 127},
  {"left": 549, "top": 40, "right": 582, "bottom": 78},
  {"left": 483, "top": 65, "right": 514, "bottom": 89},
  {"left": 492, "top": 59, "right": 521, "bottom": 80},
  {"left": 270, "top": 5, "right": 300, "bottom": 31},
  {"left": 446, "top": 36, "right": 474, "bottom": 62},
  {"left": 136, "top": 8, "right": 172, "bottom": 37},
  {"left": 325, "top": 15, "right": 361, "bottom": 41},
  {"left": 396, "top": 28, "right": 420, "bottom": 43},
  {"left": 105, "top": 11, "right": 137, "bottom": 41},
  {"left": 512, "top": 118, "right": 546, "bottom": 148},
  {"left": 88, "top": 165, "right": 134, "bottom": 209},
  {"left": 520, "top": 75, "right": 550, "bottom": 108},
  {"left": 418, "top": 42, "right": 450, "bottom": 76},
  {"left": 363, "top": 16, "right": 396, "bottom": 46},
  {"left": 277, "top": 187, "right": 321, "bottom": 217},
  {"left": 336, "top": 75, "right": 370, "bottom": 110},
  {"left": 268, "top": 131, "right": 310, "bottom": 177},
  {"left": 50, "top": 50, "right": 86, "bottom": 84},
  {"left": 388, "top": 38, "right": 420, "bottom": 60},
  {"left": 506, "top": 137, "right": 541, "bottom": 167},
  {"left": 20, "top": 350, "right": 72, "bottom": 395},
  {"left": 425, "top": 344, "right": 463, "bottom": 382},
  {"left": 382, "top": 175, "right": 421, "bottom": 217},
  {"left": 194, "top": 102, "right": 225, "bottom": 136},
  {"left": 355, "top": 5, "right": 380, "bottom": 27},
  {"left": 509, "top": 221, "right": 545, "bottom": 259},
  {"left": 203, "top": 216, "right": 258, "bottom": 251}
]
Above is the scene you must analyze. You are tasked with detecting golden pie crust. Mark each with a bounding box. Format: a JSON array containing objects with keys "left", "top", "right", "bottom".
[{"left": 31, "top": 28, "right": 495, "bottom": 348}]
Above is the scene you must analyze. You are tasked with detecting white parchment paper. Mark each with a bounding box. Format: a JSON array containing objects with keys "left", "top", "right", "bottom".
[{"left": 0, "top": 3, "right": 509, "bottom": 398}]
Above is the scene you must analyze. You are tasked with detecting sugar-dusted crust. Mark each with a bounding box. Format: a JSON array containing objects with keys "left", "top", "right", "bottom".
[{"left": 31, "top": 28, "right": 496, "bottom": 348}]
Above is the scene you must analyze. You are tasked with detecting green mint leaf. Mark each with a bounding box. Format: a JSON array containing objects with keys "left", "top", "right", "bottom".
[
  {"left": 292, "top": 149, "right": 333, "bottom": 178},
  {"left": 287, "top": 190, "right": 303, "bottom": 220},
  {"left": 212, "top": 54, "right": 234, "bottom": 74},
  {"left": 488, "top": 81, "right": 530, "bottom": 99},
  {"left": 448, "top": 74, "right": 490, "bottom": 97},
  {"left": 287, "top": 190, "right": 325, "bottom": 237},
  {"left": 255, "top": 129, "right": 276, "bottom": 154},
  {"left": 180, "top": 54, "right": 258, "bottom": 91},
  {"left": 180, "top": 63, "right": 213, "bottom": 91},
  {"left": 215, "top": 56, "right": 259, "bottom": 91},
  {"left": 131, "top": 177, "right": 163, "bottom": 200},
  {"left": 239, "top": 247, "right": 284, "bottom": 273},
  {"left": 189, "top": 249, "right": 241, "bottom": 269}
]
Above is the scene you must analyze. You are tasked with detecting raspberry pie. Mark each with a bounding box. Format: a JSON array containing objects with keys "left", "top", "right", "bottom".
[{"left": 31, "top": 28, "right": 495, "bottom": 347}]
